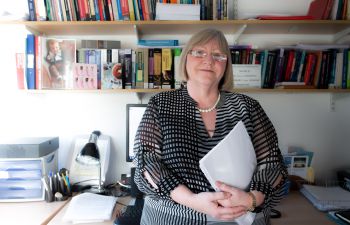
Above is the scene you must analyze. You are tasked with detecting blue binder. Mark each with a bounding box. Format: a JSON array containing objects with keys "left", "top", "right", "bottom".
[{"left": 26, "top": 34, "right": 35, "bottom": 89}]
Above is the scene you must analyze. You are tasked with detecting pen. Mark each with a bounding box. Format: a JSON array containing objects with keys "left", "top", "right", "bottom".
[
  {"left": 57, "top": 173, "right": 65, "bottom": 195},
  {"left": 49, "top": 171, "right": 53, "bottom": 195},
  {"left": 65, "top": 171, "right": 71, "bottom": 195}
]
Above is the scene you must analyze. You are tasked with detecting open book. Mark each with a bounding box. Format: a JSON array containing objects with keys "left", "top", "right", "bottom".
[{"left": 199, "top": 121, "right": 257, "bottom": 225}]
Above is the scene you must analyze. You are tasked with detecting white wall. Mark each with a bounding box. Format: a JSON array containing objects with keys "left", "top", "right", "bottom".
[{"left": 0, "top": 1, "right": 349, "bottom": 185}]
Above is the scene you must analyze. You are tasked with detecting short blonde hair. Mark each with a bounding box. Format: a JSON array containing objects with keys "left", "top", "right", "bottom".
[{"left": 178, "top": 28, "right": 233, "bottom": 91}]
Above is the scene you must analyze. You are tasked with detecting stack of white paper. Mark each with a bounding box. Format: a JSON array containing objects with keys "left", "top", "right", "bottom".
[
  {"left": 199, "top": 121, "right": 257, "bottom": 225},
  {"left": 63, "top": 193, "right": 117, "bottom": 224},
  {"left": 300, "top": 184, "right": 350, "bottom": 211}
]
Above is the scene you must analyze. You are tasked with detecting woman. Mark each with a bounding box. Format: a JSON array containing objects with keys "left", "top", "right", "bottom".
[{"left": 133, "top": 28, "right": 288, "bottom": 225}]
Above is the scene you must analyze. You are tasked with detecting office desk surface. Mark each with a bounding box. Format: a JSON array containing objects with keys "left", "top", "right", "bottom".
[
  {"left": 0, "top": 200, "right": 69, "bottom": 225},
  {"left": 272, "top": 191, "right": 333, "bottom": 225},
  {"left": 1, "top": 191, "right": 333, "bottom": 225}
]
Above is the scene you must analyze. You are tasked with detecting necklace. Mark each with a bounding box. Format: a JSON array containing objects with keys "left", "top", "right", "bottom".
[{"left": 197, "top": 93, "right": 221, "bottom": 113}]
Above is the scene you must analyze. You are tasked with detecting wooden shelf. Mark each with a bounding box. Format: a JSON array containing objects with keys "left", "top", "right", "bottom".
[
  {"left": 24, "top": 88, "right": 350, "bottom": 94},
  {"left": 2, "top": 20, "right": 350, "bottom": 36}
]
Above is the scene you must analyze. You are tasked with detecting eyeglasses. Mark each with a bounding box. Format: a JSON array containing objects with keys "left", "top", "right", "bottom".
[{"left": 188, "top": 49, "right": 228, "bottom": 62}]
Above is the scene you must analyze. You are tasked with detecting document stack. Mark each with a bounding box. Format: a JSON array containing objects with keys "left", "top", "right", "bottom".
[
  {"left": 300, "top": 184, "right": 350, "bottom": 211},
  {"left": 63, "top": 193, "right": 117, "bottom": 224}
]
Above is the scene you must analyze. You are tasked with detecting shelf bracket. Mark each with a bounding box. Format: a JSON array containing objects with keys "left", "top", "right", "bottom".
[
  {"left": 136, "top": 92, "right": 145, "bottom": 104},
  {"left": 233, "top": 24, "right": 247, "bottom": 45},
  {"left": 333, "top": 27, "right": 350, "bottom": 43},
  {"left": 133, "top": 24, "right": 140, "bottom": 42},
  {"left": 24, "top": 25, "right": 42, "bottom": 36}
]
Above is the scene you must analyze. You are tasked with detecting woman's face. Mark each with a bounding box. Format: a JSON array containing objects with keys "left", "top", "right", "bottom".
[{"left": 185, "top": 39, "right": 227, "bottom": 89}]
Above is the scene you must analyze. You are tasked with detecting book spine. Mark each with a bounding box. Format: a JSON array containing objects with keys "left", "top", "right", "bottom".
[
  {"left": 116, "top": 0, "right": 123, "bottom": 20},
  {"left": 347, "top": 50, "right": 350, "bottom": 88},
  {"left": 153, "top": 48, "right": 162, "bottom": 88},
  {"left": 161, "top": 48, "right": 173, "bottom": 89},
  {"left": 28, "top": 0, "right": 37, "bottom": 21},
  {"left": 143, "top": 48, "right": 149, "bottom": 88},
  {"left": 135, "top": 49, "right": 144, "bottom": 88},
  {"left": 128, "top": 0, "right": 135, "bottom": 20},
  {"left": 174, "top": 48, "right": 182, "bottom": 89},
  {"left": 110, "top": 0, "right": 119, "bottom": 20},
  {"left": 26, "top": 34, "right": 36, "bottom": 89},
  {"left": 342, "top": 49, "right": 348, "bottom": 88},
  {"left": 137, "top": 0, "right": 144, "bottom": 20},
  {"left": 93, "top": 0, "right": 101, "bottom": 20},
  {"left": 148, "top": 48, "right": 154, "bottom": 88},
  {"left": 15, "top": 53, "right": 26, "bottom": 89},
  {"left": 35, "top": 36, "right": 42, "bottom": 89},
  {"left": 95, "top": 49, "right": 102, "bottom": 89},
  {"left": 120, "top": 0, "right": 130, "bottom": 20}
]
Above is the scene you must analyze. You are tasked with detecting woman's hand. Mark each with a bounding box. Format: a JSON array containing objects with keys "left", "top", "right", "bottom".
[
  {"left": 215, "top": 181, "right": 265, "bottom": 212},
  {"left": 170, "top": 184, "right": 245, "bottom": 220},
  {"left": 191, "top": 191, "right": 246, "bottom": 220}
]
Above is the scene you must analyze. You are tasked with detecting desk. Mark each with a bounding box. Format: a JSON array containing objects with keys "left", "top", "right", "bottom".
[
  {"left": 47, "top": 196, "right": 131, "bottom": 225},
  {"left": 272, "top": 191, "right": 334, "bottom": 225},
  {"left": 1, "top": 192, "right": 335, "bottom": 225},
  {"left": 0, "top": 200, "right": 69, "bottom": 225}
]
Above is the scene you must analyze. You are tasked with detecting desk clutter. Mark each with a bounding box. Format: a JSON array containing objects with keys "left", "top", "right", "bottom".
[{"left": 42, "top": 168, "right": 72, "bottom": 202}]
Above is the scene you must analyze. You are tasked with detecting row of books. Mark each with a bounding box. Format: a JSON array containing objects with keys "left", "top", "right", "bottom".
[
  {"left": 306, "top": 0, "right": 350, "bottom": 20},
  {"left": 17, "top": 34, "right": 183, "bottom": 90},
  {"left": 27, "top": 0, "right": 236, "bottom": 21},
  {"left": 17, "top": 34, "right": 350, "bottom": 90},
  {"left": 230, "top": 45, "right": 350, "bottom": 89}
]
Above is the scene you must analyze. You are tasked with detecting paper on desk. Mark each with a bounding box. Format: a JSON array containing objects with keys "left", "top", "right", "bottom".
[
  {"left": 63, "top": 193, "right": 117, "bottom": 224},
  {"left": 199, "top": 121, "right": 257, "bottom": 225}
]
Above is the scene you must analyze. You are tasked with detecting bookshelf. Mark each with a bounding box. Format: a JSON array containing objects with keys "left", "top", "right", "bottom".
[
  {"left": 3, "top": 20, "right": 350, "bottom": 36},
  {"left": 3, "top": 20, "right": 350, "bottom": 93}
]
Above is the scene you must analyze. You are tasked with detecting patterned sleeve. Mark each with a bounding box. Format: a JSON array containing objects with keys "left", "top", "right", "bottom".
[
  {"left": 249, "top": 100, "right": 288, "bottom": 210},
  {"left": 133, "top": 97, "right": 182, "bottom": 199}
]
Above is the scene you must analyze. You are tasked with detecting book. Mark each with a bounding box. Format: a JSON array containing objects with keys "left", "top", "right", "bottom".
[
  {"left": 73, "top": 63, "right": 98, "bottom": 89},
  {"left": 256, "top": 15, "right": 314, "bottom": 20},
  {"left": 101, "top": 62, "right": 123, "bottom": 89},
  {"left": 15, "top": 53, "right": 26, "bottom": 89},
  {"left": 174, "top": 48, "right": 182, "bottom": 89},
  {"left": 135, "top": 48, "right": 145, "bottom": 89},
  {"left": 161, "top": 48, "right": 173, "bottom": 89},
  {"left": 41, "top": 38, "right": 76, "bottom": 89},
  {"left": 153, "top": 48, "right": 162, "bottom": 88},
  {"left": 199, "top": 121, "right": 257, "bottom": 225},
  {"left": 307, "top": 0, "right": 330, "bottom": 19},
  {"left": 26, "top": 34, "right": 35, "bottom": 89},
  {"left": 138, "top": 39, "right": 179, "bottom": 47}
]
